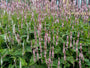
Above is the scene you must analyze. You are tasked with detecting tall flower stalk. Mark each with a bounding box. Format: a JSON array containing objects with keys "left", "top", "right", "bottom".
[
  {"left": 76, "top": 32, "right": 80, "bottom": 60},
  {"left": 63, "top": 42, "right": 66, "bottom": 61},
  {"left": 70, "top": 32, "right": 72, "bottom": 47},
  {"left": 33, "top": 49, "right": 36, "bottom": 62},
  {"left": 79, "top": 54, "right": 82, "bottom": 68},
  {"left": 56, "top": 32, "right": 58, "bottom": 46},
  {"left": 66, "top": 35, "right": 69, "bottom": 49},
  {"left": 52, "top": 46, "right": 54, "bottom": 59},
  {"left": 20, "top": 59, "right": 21, "bottom": 68},
  {"left": 73, "top": 38, "right": 75, "bottom": 49},
  {"left": 79, "top": 43, "right": 84, "bottom": 62},
  {"left": 58, "top": 57, "right": 60, "bottom": 68}
]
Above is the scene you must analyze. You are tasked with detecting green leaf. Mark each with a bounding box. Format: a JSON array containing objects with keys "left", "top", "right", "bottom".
[
  {"left": 29, "top": 56, "right": 36, "bottom": 66},
  {"left": 11, "top": 49, "right": 22, "bottom": 56},
  {"left": 19, "top": 57, "right": 27, "bottom": 66},
  {"left": 8, "top": 64, "right": 14, "bottom": 68},
  {"left": 25, "top": 46, "right": 32, "bottom": 52},
  {"left": 54, "top": 47, "right": 61, "bottom": 54},
  {"left": 0, "top": 49, "right": 9, "bottom": 56},
  {"left": 52, "top": 59, "right": 58, "bottom": 66},
  {"left": 84, "top": 59, "right": 90, "bottom": 66},
  {"left": 66, "top": 56, "right": 74, "bottom": 64}
]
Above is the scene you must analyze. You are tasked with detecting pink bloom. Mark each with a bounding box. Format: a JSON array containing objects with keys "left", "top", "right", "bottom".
[
  {"left": 63, "top": 43, "right": 66, "bottom": 61},
  {"left": 52, "top": 46, "right": 54, "bottom": 58},
  {"left": 73, "top": 38, "right": 75, "bottom": 49},
  {"left": 49, "top": 49, "right": 51, "bottom": 58},
  {"left": 53, "top": 35, "right": 54, "bottom": 44},
  {"left": 62, "top": 23, "right": 64, "bottom": 27},
  {"left": 58, "top": 57, "right": 60, "bottom": 68},
  {"left": 33, "top": 49, "right": 36, "bottom": 62},
  {"left": 80, "top": 43, "right": 84, "bottom": 62},
  {"left": 37, "top": 52, "right": 39, "bottom": 60},
  {"left": 49, "top": 58, "right": 51, "bottom": 64},
  {"left": 44, "top": 50, "right": 47, "bottom": 58},
  {"left": 76, "top": 47, "right": 78, "bottom": 60},
  {"left": 38, "top": 22, "right": 42, "bottom": 31},
  {"left": 76, "top": 32, "right": 80, "bottom": 60},
  {"left": 76, "top": 39, "right": 79, "bottom": 60},
  {"left": 70, "top": 32, "right": 72, "bottom": 47},
  {"left": 36, "top": 47, "right": 39, "bottom": 60},
  {"left": 34, "top": 26, "right": 37, "bottom": 45},
  {"left": 77, "top": 32, "right": 80, "bottom": 38},
  {"left": 79, "top": 54, "right": 82, "bottom": 68},
  {"left": 66, "top": 35, "right": 69, "bottom": 49},
  {"left": 48, "top": 36, "right": 51, "bottom": 43},
  {"left": 44, "top": 32, "right": 48, "bottom": 47},
  {"left": 56, "top": 33, "right": 58, "bottom": 46}
]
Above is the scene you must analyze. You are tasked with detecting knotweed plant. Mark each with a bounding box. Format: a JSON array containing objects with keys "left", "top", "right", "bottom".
[{"left": 0, "top": 0, "right": 90, "bottom": 68}]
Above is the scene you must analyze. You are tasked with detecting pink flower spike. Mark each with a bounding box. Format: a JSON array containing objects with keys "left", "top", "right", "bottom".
[
  {"left": 66, "top": 35, "right": 69, "bottom": 49},
  {"left": 70, "top": 32, "right": 72, "bottom": 47},
  {"left": 63, "top": 43, "right": 66, "bottom": 61},
  {"left": 52, "top": 46, "right": 54, "bottom": 58},
  {"left": 58, "top": 57, "right": 60, "bottom": 68}
]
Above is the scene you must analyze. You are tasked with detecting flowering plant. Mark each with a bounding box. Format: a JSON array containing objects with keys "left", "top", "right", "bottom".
[{"left": 0, "top": 0, "right": 90, "bottom": 68}]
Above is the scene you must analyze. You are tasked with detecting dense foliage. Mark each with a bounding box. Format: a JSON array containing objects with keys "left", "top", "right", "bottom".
[{"left": 0, "top": 0, "right": 90, "bottom": 68}]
